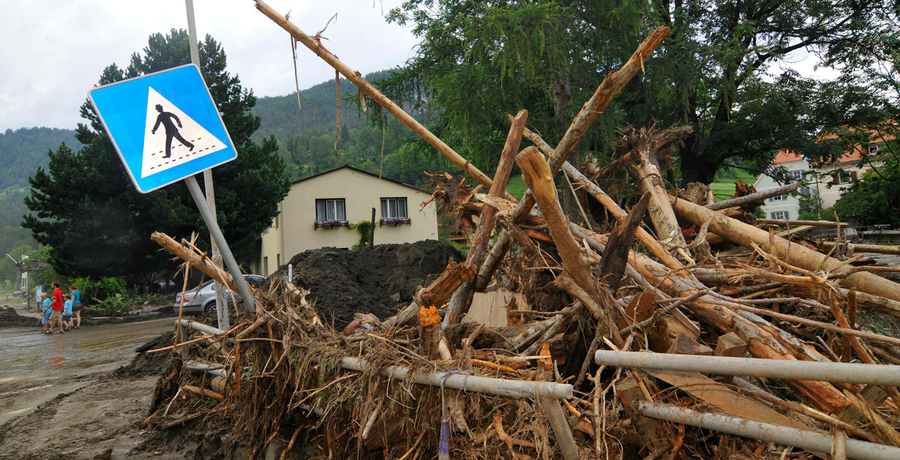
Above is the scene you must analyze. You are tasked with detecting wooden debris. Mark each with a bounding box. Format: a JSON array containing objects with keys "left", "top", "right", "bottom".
[{"left": 144, "top": 6, "right": 900, "bottom": 459}]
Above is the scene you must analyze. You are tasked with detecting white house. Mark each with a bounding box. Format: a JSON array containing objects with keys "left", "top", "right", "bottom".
[
  {"left": 754, "top": 136, "right": 888, "bottom": 219},
  {"left": 753, "top": 150, "right": 810, "bottom": 220},
  {"left": 253, "top": 166, "right": 439, "bottom": 276}
]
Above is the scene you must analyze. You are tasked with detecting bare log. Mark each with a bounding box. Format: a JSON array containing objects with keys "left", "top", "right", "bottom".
[
  {"left": 254, "top": 0, "right": 496, "bottom": 191},
  {"left": 758, "top": 219, "right": 849, "bottom": 228},
  {"left": 415, "top": 259, "right": 477, "bottom": 309},
  {"left": 548, "top": 26, "right": 670, "bottom": 173},
  {"left": 152, "top": 232, "right": 236, "bottom": 291},
  {"left": 705, "top": 182, "right": 800, "bottom": 211},
  {"left": 444, "top": 110, "right": 527, "bottom": 327},
  {"left": 671, "top": 196, "right": 900, "bottom": 303},
  {"left": 517, "top": 147, "right": 619, "bottom": 342},
  {"left": 477, "top": 26, "right": 671, "bottom": 271},
  {"left": 820, "top": 242, "right": 900, "bottom": 256},
  {"left": 561, "top": 159, "right": 682, "bottom": 270},
  {"left": 620, "top": 127, "right": 692, "bottom": 257}
]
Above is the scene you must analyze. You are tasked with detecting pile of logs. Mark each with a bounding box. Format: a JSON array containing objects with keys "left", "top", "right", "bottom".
[{"left": 143, "top": 3, "right": 900, "bottom": 459}]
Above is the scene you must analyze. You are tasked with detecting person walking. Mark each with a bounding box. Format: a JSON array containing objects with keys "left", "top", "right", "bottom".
[
  {"left": 49, "top": 281, "right": 65, "bottom": 334},
  {"left": 40, "top": 292, "right": 52, "bottom": 334},
  {"left": 151, "top": 104, "right": 194, "bottom": 158},
  {"left": 70, "top": 284, "right": 83, "bottom": 329}
]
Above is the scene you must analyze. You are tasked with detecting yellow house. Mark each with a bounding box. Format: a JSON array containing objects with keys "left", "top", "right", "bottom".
[{"left": 256, "top": 166, "right": 439, "bottom": 276}]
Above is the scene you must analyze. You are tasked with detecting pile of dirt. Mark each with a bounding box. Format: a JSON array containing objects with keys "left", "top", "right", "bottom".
[
  {"left": 276, "top": 240, "right": 463, "bottom": 326},
  {"left": 114, "top": 330, "right": 175, "bottom": 377},
  {"left": 0, "top": 306, "right": 40, "bottom": 328}
]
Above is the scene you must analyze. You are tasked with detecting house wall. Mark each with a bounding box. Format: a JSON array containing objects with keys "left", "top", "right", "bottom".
[
  {"left": 817, "top": 161, "right": 872, "bottom": 209},
  {"left": 259, "top": 202, "right": 284, "bottom": 276},
  {"left": 754, "top": 158, "right": 810, "bottom": 220},
  {"left": 277, "top": 168, "right": 438, "bottom": 259}
]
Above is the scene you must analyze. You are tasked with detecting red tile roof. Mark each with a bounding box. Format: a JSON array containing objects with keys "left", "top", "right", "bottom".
[{"left": 772, "top": 150, "right": 805, "bottom": 164}]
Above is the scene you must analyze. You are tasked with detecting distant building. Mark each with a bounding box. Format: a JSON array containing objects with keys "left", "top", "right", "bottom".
[
  {"left": 252, "top": 166, "right": 439, "bottom": 276},
  {"left": 754, "top": 131, "right": 892, "bottom": 220},
  {"left": 754, "top": 151, "right": 809, "bottom": 220}
]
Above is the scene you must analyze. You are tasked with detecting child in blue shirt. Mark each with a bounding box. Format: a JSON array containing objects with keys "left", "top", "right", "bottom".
[
  {"left": 41, "top": 292, "right": 52, "bottom": 334},
  {"left": 62, "top": 299, "right": 74, "bottom": 330}
]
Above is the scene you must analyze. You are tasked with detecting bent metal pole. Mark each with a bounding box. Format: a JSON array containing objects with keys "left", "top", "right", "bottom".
[
  {"left": 184, "top": 175, "right": 256, "bottom": 314},
  {"left": 595, "top": 350, "right": 900, "bottom": 386},
  {"left": 636, "top": 401, "right": 900, "bottom": 460}
]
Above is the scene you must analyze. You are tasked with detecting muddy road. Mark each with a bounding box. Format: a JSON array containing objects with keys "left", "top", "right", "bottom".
[{"left": 0, "top": 318, "right": 176, "bottom": 459}]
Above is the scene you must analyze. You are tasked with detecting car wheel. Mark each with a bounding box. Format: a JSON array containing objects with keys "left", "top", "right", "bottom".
[{"left": 204, "top": 302, "right": 217, "bottom": 315}]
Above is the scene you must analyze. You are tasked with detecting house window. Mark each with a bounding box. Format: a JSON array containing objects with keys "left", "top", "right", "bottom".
[
  {"left": 869, "top": 144, "right": 879, "bottom": 155},
  {"left": 316, "top": 198, "right": 346, "bottom": 222},
  {"left": 277, "top": 254, "right": 281, "bottom": 268},
  {"left": 788, "top": 170, "right": 804, "bottom": 181},
  {"left": 771, "top": 211, "right": 789, "bottom": 220},
  {"left": 381, "top": 197, "right": 408, "bottom": 219},
  {"left": 263, "top": 256, "right": 269, "bottom": 276},
  {"left": 834, "top": 170, "right": 855, "bottom": 185},
  {"left": 770, "top": 195, "right": 785, "bottom": 202}
]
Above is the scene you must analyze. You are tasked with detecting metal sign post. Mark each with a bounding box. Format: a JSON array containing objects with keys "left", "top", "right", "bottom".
[
  {"left": 185, "top": 0, "right": 229, "bottom": 329},
  {"left": 89, "top": 64, "right": 256, "bottom": 315}
]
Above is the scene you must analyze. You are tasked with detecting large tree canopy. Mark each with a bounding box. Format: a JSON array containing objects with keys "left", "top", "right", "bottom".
[
  {"left": 382, "top": 0, "right": 896, "bottom": 184},
  {"left": 23, "top": 29, "right": 289, "bottom": 278}
]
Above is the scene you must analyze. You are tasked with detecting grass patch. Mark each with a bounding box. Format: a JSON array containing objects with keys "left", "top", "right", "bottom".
[
  {"left": 711, "top": 169, "right": 758, "bottom": 201},
  {"left": 507, "top": 174, "right": 527, "bottom": 199}
]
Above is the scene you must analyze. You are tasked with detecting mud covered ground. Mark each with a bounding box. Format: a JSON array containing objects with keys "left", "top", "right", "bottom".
[
  {"left": 276, "top": 240, "right": 463, "bottom": 326},
  {"left": 0, "top": 241, "right": 464, "bottom": 458}
]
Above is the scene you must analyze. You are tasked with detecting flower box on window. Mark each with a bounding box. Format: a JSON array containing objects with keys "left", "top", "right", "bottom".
[
  {"left": 314, "top": 220, "right": 349, "bottom": 230},
  {"left": 379, "top": 217, "right": 411, "bottom": 226}
]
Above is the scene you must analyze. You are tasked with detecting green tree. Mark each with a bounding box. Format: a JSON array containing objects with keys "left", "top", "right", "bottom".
[
  {"left": 383, "top": 0, "right": 895, "bottom": 184},
  {"left": 835, "top": 156, "right": 900, "bottom": 226},
  {"left": 23, "top": 29, "right": 289, "bottom": 278}
]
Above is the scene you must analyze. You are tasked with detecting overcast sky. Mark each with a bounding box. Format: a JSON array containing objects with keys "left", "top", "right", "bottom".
[{"left": 0, "top": 0, "right": 421, "bottom": 132}]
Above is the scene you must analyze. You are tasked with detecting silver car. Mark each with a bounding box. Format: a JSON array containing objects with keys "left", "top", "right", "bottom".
[{"left": 172, "top": 275, "right": 266, "bottom": 315}]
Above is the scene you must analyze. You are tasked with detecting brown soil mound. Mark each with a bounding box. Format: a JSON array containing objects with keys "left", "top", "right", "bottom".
[
  {"left": 276, "top": 240, "right": 463, "bottom": 327},
  {"left": 114, "top": 331, "right": 175, "bottom": 377},
  {"left": 0, "top": 306, "right": 40, "bottom": 328}
]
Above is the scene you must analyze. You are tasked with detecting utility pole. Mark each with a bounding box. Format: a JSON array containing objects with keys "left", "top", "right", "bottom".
[{"left": 185, "top": 0, "right": 229, "bottom": 329}]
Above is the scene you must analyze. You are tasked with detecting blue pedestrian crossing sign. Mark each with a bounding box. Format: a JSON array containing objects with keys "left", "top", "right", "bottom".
[{"left": 88, "top": 64, "right": 238, "bottom": 193}]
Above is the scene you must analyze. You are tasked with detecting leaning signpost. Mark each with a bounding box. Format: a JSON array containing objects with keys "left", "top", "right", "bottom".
[{"left": 88, "top": 64, "right": 256, "bottom": 319}]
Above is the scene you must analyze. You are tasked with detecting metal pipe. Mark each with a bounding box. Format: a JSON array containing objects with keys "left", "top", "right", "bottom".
[
  {"left": 177, "top": 320, "right": 572, "bottom": 399},
  {"left": 540, "top": 397, "right": 579, "bottom": 460},
  {"left": 636, "top": 401, "right": 900, "bottom": 460},
  {"left": 185, "top": 175, "right": 256, "bottom": 313},
  {"left": 184, "top": 360, "right": 228, "bottom": 378},
  {"left": 179, "top": 319, "right": 225, "bottom": 337},
  {"left": 339, "top": 357, "right": 572, "bottom": 400},
  {"left": 595, "top": 351, "right": 900, "bottom": 386}
]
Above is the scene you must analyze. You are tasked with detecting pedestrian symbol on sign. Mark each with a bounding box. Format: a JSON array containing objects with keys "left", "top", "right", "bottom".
[
  {"left": 89, "top": 64, "right": 238, "bottom": 193},
  {"left": 151, "top": 104, "right": 194, "bottom": 157},
  {"left": 140, "top": 87, "right": 227, "bottom": 179}
]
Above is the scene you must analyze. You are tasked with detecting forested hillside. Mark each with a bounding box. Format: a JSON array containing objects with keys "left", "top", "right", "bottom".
[
  {"left": 252, "top": 70, "right": 453, "bottom": 186},
  {"left": 0, "top": 127, "right": 80, "bottom": 284},
  {"left": 2, "top": 70, "right": 455, "bottom": 283}
]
